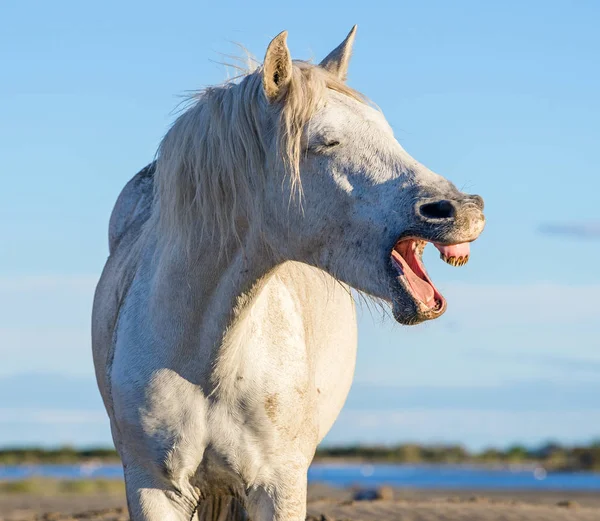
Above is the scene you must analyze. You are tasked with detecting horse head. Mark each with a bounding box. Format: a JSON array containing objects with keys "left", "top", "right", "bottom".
[{"left": 259, "top": 28, "right": 486, "bottom": 325}]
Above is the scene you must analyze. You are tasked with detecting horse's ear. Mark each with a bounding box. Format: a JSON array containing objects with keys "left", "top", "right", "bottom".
[
  {"left": 319, "top": 25, "right": 357, "bottom": 82},
  {"left": 263, "top": 31, "right": 293, "bottom": 102}
]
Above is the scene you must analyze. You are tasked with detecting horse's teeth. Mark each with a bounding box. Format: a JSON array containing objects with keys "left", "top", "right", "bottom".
[{"left": 440, "top": 254, "right": 470, "bottom": 267}]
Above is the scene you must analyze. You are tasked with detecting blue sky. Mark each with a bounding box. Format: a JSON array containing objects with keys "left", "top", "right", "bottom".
[{"left": 1, "top": 0, "right": 600, "bottom": 450}]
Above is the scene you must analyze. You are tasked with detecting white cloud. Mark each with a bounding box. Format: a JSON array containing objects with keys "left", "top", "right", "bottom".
[
  {"left": 356, "top": 281, "right": 600, "bottom": 333},
  {"left": 354, "top": 282, "right": 600, "bottom": 387},
  {"left": 0, "top": 408, "right": 113, "bottom": 446},
  {"left": 0, "top": 274, "right": 98, "bottom": 329},
  {"left": 0, "top": 408, "right": 107, "bottom": 424},
  {"left": 0, "top": 274, "right": 598, "bottom": 447},
  {"left": 0, "top": 274, "right": 98, "bottom": 293},
  {"left": 0, "top": 327, "right": 93, "bottom": 376},
  {"left": 439, "top": 282, "right": 600, "bottom": 328},
  {"left": 326, "top": 408, "right": 600, "bottom": 450},
  {"left": 1, "top": 275, "right": 598, "bottom": 382},
  {"left": 0, "top": 274, "right": 99, "bottom": 376}
]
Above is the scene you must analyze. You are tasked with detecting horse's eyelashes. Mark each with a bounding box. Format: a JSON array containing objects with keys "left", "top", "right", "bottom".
[{"left": 307, "top": 140, "right": 341, "bottom": 155}]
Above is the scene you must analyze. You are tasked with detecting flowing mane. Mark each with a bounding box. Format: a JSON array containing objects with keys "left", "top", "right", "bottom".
[{"left": 153, "top": 60, "right": 364, "bottom": 251}]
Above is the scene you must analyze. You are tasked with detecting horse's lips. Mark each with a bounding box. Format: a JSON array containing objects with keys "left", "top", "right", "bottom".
[{"left": 434, "top": 242, "right": 471, "bottom": 258}]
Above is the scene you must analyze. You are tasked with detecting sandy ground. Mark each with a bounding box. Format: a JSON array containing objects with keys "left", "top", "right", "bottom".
[{"left": 1, "top": 485, "right": 600, "bottom": 520}]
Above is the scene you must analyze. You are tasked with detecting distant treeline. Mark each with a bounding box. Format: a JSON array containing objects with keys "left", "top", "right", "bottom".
[
  {"left": 316, "top": 442, "right": 600, "bottom": 472},
  {"left": 1, "top": 442, "right": 600, "bottom": 471},
  {"left": 0, "top": 447, "right": 119, "bottom": 465}
]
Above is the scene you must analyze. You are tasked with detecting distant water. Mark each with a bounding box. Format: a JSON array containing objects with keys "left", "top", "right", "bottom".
[
  {"left": 0, "top": 463, "right": 124, "bottom": 481},
  {"left": 2, "top": 463, "right": 600, "bottom": 490},
  {"left": 308, "top": 463, "right": 600, "bottom": 490}
]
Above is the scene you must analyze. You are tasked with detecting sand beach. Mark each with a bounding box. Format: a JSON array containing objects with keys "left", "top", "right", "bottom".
[{"left": 2, "top": 485, "right": 600, "bottom": 521}]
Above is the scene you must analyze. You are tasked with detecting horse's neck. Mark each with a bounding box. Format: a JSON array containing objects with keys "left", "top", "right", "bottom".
[
  {"left": 153, "top": 233, "right": 267, "bottom": 330},
  {"left": 150, "top": 233, "right": 309, "bottom": 378}
]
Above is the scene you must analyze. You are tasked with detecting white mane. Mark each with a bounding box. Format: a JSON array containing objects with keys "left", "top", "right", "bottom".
[{"left": 153, "top": 61, "right": 363, "bottom": 252}]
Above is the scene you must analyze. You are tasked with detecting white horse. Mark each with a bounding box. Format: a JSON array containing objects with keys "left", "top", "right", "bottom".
[{"left": 92, "top": 27, "right": 485, "bottom": 521}]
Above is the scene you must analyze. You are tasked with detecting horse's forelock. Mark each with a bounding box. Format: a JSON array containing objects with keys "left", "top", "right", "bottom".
[{"left": 153, "top": 60, "right": 364, "bottom": 254}]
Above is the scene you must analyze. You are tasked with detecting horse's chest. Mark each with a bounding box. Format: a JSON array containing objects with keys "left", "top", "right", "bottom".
[{"left": 111, "top": 265, "right": 356, "bottom": 489}]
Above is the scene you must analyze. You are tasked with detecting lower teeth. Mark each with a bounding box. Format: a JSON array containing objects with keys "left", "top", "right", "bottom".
[{"left": 441, "top": 254, "right": 470, "bottom": 267}]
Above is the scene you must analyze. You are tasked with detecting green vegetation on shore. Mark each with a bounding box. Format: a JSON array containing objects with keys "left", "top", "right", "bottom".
[
  {"left": 1, "top": 442, "right": 600, "bottom": 471},
  {"left": 0, "top": 447, "right": 119, "bottom": 465},
  {"left": 316, "top": 442, "right": 600, "bottom": 472},
  {"left": 0, "top": 478, "right": 124, "bottom": 495}
]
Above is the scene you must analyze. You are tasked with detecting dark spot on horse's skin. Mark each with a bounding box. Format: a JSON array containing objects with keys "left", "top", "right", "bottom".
[
  {"left": 264, "top": 394, "right": 278, "bottom": 422},
  {"left": 354, "top": 239, "right": 362, "bottom": 249}
]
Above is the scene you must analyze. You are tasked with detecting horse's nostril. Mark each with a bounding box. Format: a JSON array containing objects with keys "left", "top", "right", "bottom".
[{"left": 419, "top": 200, "right": 456, "bottom": 220}]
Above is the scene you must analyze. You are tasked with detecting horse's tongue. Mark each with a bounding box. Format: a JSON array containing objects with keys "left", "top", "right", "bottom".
[
  {"left": 391, "top": 250, "right": 435, "bottom": 306},
  {"left": 404, "top": 269, "right": 435, "bottom": 305},
  {"left": 434, "top": 242, "right": 470, "bottom": 258}
]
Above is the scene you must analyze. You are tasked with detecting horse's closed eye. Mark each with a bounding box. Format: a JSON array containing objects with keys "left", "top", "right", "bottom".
[{"left": 309, "top": 140, "right": 341, "bottom": 154}]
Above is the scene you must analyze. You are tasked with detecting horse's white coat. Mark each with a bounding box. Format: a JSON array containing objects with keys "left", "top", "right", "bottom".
[{"left": 92, "top": 28, "right": 485, "bottom": 521}]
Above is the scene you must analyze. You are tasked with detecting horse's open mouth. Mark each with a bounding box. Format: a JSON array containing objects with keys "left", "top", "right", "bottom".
[{"left": 390, "top": 238, "right": 472, "bottom": 313}]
